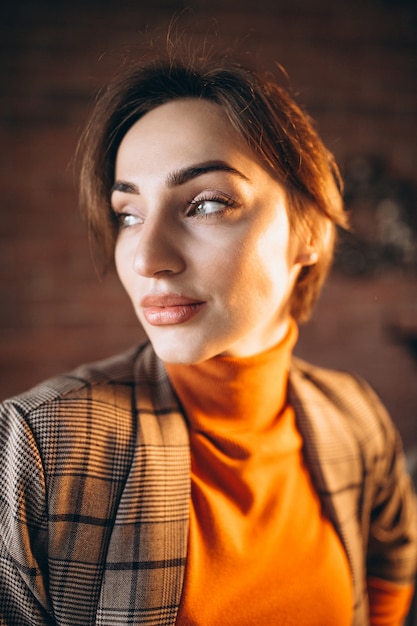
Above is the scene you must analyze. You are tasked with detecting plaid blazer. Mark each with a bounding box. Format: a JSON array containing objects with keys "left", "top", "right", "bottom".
[{"left": 0, "top": 342, "right": 416, "bottom": 625}]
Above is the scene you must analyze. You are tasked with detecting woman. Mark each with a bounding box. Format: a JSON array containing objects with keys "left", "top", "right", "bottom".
[{"left": 1, "top": 49, "right": 416, "bottom": 625}]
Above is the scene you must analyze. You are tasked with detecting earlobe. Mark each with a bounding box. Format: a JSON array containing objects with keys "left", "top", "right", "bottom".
[
  {"left": 295, "top": 218, "right": 331, "bottom": 267},
  {"left": 296, "top": 250, "right": 319, "bottom": 266}
]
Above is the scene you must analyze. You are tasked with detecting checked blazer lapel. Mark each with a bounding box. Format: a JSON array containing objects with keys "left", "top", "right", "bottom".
[
  {"left": 96, "top": 344, "right": 190, "bottom": 626},
  {"left": 289, "top": 358, "right": 375, "bottom": 625}
]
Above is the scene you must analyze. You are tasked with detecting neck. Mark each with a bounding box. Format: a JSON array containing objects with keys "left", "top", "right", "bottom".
[{"left": 165, "top": 319, "right": 298, "bottom": 434}]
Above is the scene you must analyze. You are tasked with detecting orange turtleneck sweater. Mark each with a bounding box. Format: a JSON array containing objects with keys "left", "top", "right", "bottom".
[{"left": 165, "top": 320, "right": 413, "bottom": 625}]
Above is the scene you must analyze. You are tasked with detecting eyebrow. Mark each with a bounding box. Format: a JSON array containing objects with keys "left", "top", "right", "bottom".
[{"left": 110, "top": 160, "right": 250, "bottom": 195}]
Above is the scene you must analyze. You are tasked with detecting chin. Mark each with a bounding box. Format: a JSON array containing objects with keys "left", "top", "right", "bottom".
[
  {"left": 155, "top": 350, "right": 206, "bottom": 366},
  {"left": 149, "top": 337, "right": 218, "bottom": 366}
]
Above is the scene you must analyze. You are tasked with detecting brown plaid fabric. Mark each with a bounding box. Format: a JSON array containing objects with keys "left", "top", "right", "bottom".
[{"left": 0, "top": 342, "right": 416, "bottom": 625}]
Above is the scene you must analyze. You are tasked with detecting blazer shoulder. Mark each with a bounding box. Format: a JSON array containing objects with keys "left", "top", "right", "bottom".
[
  {"left": 0, "top": 341, "right": 151, "bottom": 419},
  {"left": 291, "top": 355, "right": 368, "bottom": 388},
  {"left": 290, "top": 356, "right": 389, "bottom": 415},
  {"left": 289, "top": 356, "right": 396, "bottom": 454}
]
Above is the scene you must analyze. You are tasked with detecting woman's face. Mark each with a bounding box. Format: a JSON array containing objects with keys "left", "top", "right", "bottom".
[{"left": 113, "top": 98, "right": 309, "bottom": 364}]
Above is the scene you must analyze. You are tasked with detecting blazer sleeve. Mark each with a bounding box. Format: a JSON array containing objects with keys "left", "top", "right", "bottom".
[
  {"left": 360, "top": 379, "right": 417, "bottom": 585},
  {"left": 0, "top": 399, "right": 55, "bottom": 625}
]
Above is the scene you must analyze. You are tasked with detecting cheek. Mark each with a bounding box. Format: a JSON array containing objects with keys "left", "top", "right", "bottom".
[{"left": 233, "top": 227, "right": 293, "bottom": 301}]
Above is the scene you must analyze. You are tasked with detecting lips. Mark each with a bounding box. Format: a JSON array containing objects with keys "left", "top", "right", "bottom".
[{"left": 140, "top": 293, "right": 206, "bottom": 326}]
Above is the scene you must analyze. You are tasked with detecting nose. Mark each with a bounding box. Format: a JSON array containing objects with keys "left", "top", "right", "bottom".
[{"left": 132, "top": 216, "right": 186, "bottom": 278}]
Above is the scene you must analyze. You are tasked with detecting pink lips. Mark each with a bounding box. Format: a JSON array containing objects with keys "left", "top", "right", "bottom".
[{"left": 140, "top": 294, "right": 206, "bottom": 326}]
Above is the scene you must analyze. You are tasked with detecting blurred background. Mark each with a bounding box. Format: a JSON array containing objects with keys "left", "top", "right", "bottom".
[{"left": 0, "top": 0, "right": 416, "bottom": 454}]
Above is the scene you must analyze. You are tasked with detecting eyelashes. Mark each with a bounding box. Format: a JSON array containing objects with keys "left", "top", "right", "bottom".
[{"left": 187, "top": 192, "right": 238, "bottom": 218}]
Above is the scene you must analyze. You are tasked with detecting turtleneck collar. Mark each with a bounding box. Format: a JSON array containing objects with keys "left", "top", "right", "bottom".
[{"left": 164, "top": 318, "right": 298, "bottom": 435}]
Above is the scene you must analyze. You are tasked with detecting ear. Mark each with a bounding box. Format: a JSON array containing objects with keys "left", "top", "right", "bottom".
[
  {"left": 294, "top": 218, "right": 332, "bottom": 266},
  {"left": 295, "top": 249, "right": 319, "bottom": 266}
]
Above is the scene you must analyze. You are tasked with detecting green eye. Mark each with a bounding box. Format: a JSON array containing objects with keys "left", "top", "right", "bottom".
[
  {"left": 189, "top": 193, "right": 237, "bottom": 218},
  {"left": 194, "top": 200, "right": 225, "bottom": 215}
]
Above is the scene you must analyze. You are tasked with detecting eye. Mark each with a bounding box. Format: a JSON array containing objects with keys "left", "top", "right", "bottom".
[
  {"left": 114, "top": 212, "right": 143, "bottom": 228},
  {"left": 193, "top": 200, "right": 226, "bottom": 215},
  {"left": 188, "top": 193, "right": 236, "bottom": 218}
]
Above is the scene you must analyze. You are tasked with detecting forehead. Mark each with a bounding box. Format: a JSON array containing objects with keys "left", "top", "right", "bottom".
[
  {"left": 125, "top": 97, "right": 237, "bottom": 139},
  {"left": 115, "top": 98, "right": 257, "bottom": 175}
]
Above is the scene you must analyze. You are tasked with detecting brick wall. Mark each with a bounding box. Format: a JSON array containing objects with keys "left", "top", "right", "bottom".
[{"left": 0, "top": 0, "right": 416, "bottom": 449}]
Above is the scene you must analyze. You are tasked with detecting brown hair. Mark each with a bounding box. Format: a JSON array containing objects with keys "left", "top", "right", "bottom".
[{"left": 78, "top": 50, "right": 348, "bottom": 322}]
